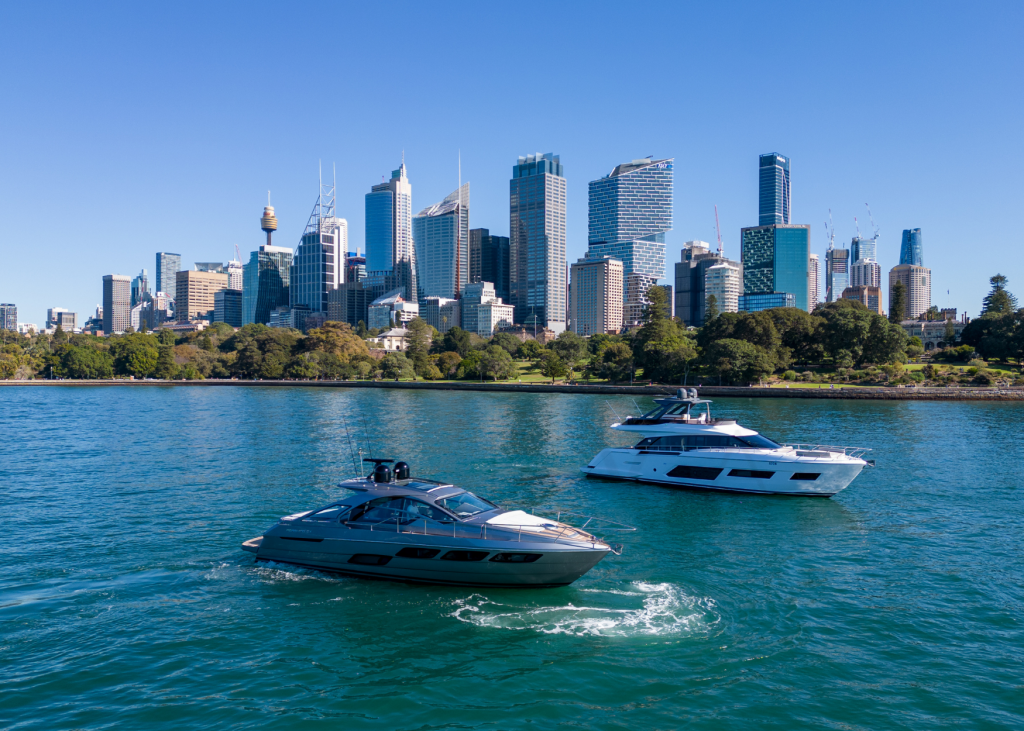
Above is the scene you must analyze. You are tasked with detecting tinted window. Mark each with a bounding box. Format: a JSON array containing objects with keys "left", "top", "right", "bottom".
[
  {"left": 348, "top": 497, "right": 451, "bottom": 525},
  {"left": 490, "top": 553, "right": 542, "bottom": 563},
  {"left": 437, "top": 492, "right": 497, "bottom": 518},
  {"left": 666, "top": 465, "right": 723, "bottom": 480},
  {"left": 737, "top": 434, "right": 781, "bottom": 449},
  {"left": 306, "top": 504, "right": 351, "bottom": 521},
  {"left": 396, "top": 547, "right": 440, "bottom": 559},
  {"left": 441, "top": 550, "right": 489, "bottom": 562},
  {"left": 790, "top": 472, "right": 820, "bottom": 481},
  {"left": 348, "top": 554, "right": 391, "bottom": 566},
  {"left": 728, "top": 469, "right": 774, "bottom": 479}
]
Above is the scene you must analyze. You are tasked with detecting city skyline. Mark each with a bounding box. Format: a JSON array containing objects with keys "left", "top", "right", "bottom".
[{"left": 2, "top": 3, "right": 1021, "bottom": 325}]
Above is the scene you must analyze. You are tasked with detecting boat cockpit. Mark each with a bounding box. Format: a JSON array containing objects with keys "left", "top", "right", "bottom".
[{"left": 622, "top": 389, "right": 733, "bottom": 426}]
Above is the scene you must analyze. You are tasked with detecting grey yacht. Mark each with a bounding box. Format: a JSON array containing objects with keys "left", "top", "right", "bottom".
[{"left": 243, "top": 460, "right": 632, "bottom": 588}]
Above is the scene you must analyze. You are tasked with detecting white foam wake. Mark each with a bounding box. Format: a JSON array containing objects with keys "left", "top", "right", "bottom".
[{"left": 450, "top": 582, "right": 720, "bottom": 637}]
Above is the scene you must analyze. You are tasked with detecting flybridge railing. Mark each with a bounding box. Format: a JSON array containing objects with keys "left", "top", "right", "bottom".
[
  {"left": 783, "top": 444, "right": 873, "bottom": 460},
  {"left": 345, "top": 506, "right": 635, "bottom": 553}
]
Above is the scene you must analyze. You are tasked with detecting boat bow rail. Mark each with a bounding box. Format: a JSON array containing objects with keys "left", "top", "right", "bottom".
[{"left": 783, "top": 444, "right": 873, "bottom": 460}]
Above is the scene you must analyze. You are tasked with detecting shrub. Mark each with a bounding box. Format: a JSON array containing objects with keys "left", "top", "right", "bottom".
[{"left": 783, "top": 370, "right": 797, "bottom": 381}]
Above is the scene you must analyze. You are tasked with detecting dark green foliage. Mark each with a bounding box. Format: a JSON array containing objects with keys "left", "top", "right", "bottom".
[
  {"left": 157, "top": 328, "right": 177, "bottom": 346},
  {"left": 490, "top": 332, "right": 522, "bottom": 356},
  {"left": 704, "top": 294, "right": 719, "bottom": 324},
  {"left": 437, "top": 351, "right": 462, "bottom": 378},
  {"left": 889, "top": 281, "right": 907, "bottom": 324},
  {"left": 108, "top": 333, "right": 160, "bottom": 377},
  {"left": 549, "top": 331, "right": 587, "bottom": 377},
  {"left": 440, "top": 327, "right": 472, "bottom": 357},
  {"left": 598, "top": 342, "right": 634, "bottom": 382},
  {"left": 380, "top": 352, "right": 415, "bottom": 380},
  {"left": 538, "top": 352, "right": 567, "bottom": 383},
  {"left": 154, "top": 346, "right": 177, "bottom": 379},
  {"left": 982, "top": 274, "right": 1017, "bottom": 316},
  {"left": 587, "top": 333, "right": 615, "bottom": 357},
  {"left": 516, "top": 339, "right": 544, "bottom": 360},
  {"left": 703, "top": 338, "right": 776, "bottom": 385},
  {"left": 478, "top": 345, "right": 517, "bottom": 381},
  {"left": 57, "top": 346, "right": 114, "bottom": 379},
  {"left": 932, "top": 344, "right": 975, "bottom": 363},
  {"left": 404, "top": 318, "right": 434, "bottom": 377}
]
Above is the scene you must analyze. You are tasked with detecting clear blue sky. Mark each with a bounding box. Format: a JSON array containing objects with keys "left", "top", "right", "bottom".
[{"left": 2, "top": 1, "right": 1021, "bottom": 326}]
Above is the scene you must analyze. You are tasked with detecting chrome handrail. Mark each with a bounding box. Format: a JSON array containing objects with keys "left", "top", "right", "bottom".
[{"left": 783, "top": 444, "right": 873, "bottom": 459}]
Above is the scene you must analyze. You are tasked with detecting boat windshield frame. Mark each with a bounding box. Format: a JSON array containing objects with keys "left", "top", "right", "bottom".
[
  {"left": 635, "top": 433, "right": 782, "bottom": 451},
  {"left": 638, "top": 399, "right": 712, "bottom": 422}
]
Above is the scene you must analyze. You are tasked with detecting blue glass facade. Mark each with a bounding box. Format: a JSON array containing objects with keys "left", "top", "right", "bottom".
[
  {"left": 587, "top": 158, "right": 672, "bottom": 282},
  {"left": 825, "top": 247, "right": 850, "bottom": 302},
  {"left": 758, "top": 153, "right": 791, "bottom": 226},
  {"left": 740, "top": 292, "right": 795, "bottom": 312},
  {"left": 850, "top": 236, "right": 877, "bottom": 263},
  {"left": 510, "top": 153, "right": 566, "bottom": 331},
  {"left": 364, "top": 163, "right": 415, "bottom": 302},
  {"left": 740, "top": 224, "right": 810, "bottom": 312},
  {"left": 365, "top": 189, "right": 394, "bottom": 273},
  {"left": 900, "top": 228, "right": 924, "bottom": 266},
  {"left": 243, "top": 246, "right": 292, "bottom": 325}
]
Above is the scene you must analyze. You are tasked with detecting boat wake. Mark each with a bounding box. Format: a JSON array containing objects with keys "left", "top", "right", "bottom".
[
  {"left": 249, "top": 562, "right": 349, "bottom": 584},
  {"left": 450, "top": 582, "right": 720, "bottom": 637}
]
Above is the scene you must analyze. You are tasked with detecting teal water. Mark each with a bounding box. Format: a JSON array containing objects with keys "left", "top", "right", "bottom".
[{"left": 1, "top": 387, "right": 1022, "bottom": 729}]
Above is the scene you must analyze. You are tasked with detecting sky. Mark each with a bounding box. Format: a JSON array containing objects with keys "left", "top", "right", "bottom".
[{"left": 2, "top": 1, "right": 1022, "bottom": 327}]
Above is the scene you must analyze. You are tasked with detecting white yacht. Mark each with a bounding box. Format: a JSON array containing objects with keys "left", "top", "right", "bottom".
[{"left": 581, "top": 390, "right": 872, "bottom": 497}]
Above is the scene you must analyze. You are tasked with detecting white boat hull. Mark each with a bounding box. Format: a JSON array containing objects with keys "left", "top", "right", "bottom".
[{"left": 582, "top": 447, "right": 864, "bottom": 497}]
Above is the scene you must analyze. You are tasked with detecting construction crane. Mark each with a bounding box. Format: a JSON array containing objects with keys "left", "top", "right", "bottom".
[
  {"left": 825, "top": 209, "right": 835, "bottom": 251},
  {"left": 865, "top": 203, "right": 879, "bottom": 239},
  {"left": 714, "top": 205, "right": 724, "bottom": 256},
  {"left": 234, "top": 243, "right": 242, "bottom": 263},
  {"left": 854, "top": 216, "right": 861, "bottom": 238}
]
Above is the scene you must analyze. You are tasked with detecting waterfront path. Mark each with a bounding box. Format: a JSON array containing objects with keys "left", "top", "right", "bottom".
[{"left": 3, "top": 379, "right": 1024, "bottom": 400}]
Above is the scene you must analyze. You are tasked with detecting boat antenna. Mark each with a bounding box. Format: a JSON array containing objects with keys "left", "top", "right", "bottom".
[
  {"left": 341, "top": 417, "right": 361, "bottom": 475},
  {"left": 631, "top": 398, "right": 644, "bottom": 415},
  {"left": 359, "top": 412, "right": 374, "bottom": 462},
  {"left": 607, "top": 401, "right": 624, "bottom": 424}
]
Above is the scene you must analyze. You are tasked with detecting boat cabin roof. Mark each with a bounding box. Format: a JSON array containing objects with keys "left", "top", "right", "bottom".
[{"left": 337, "top": 476, "right": 464, "bottom": 500}]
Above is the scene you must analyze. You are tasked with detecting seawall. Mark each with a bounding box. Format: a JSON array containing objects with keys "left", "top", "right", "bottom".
[{"left": 3, "top": 379, "right": 1024, "bottom": 400}]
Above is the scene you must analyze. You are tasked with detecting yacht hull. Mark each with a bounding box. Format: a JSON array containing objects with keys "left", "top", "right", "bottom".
[
  {"left": 251, "top": 531, "right": 609, "bottom": 588},
  {"left": 582, "top": 447, "right": 864, "bottom": 497}
]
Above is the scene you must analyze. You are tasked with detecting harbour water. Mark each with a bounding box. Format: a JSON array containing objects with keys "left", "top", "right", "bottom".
[{"left": 1, "top": 387, "right": 1022, "bottom": 729}]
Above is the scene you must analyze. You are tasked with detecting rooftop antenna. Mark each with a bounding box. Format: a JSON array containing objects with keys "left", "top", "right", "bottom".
[
  {"left": 865, "top": 203, "right": 879, "bottom": 239},
  {"left": 456, "top": 149, "right": 462, "bottom": 299},
  {"left": 714, "top": 205, "right": 724, "bottom": 256}
]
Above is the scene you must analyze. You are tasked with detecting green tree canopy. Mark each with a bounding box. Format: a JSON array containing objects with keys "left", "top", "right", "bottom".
[
  {"left": 889, "top": 280, "right": 907, "bottom": 324},
  {"left": 982, "top": 274, "right": 1017, "bottom": 316},
  {"left": 440, "top": 326, "right": 472, "bottom": 357}
]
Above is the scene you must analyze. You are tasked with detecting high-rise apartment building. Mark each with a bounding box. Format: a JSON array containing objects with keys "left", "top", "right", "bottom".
[
  {"left": 510, "top": 153, "right": 566, "bottom": 333},
  {"left": 155, "top": 253, "right": 181, "bottom": 301},
  {"left": 889, "top": 264, "right": 931, "bottom": 320},
  {"left": 623, "top": 273, "right": 659, "bottom": 328},
  {"left": 214, "top": 289, "right": 243, "bottom": 327},
  {"left": 0, "top": 303, "right": 17, "bottom": 331},
  {"left": 327, "top": 281, "right": 372, "bottom": 328},
  {"left": 291, "top": 178, "right": 344, "bottom": 316},
  {"left": 675, "top": 241, "right": 743, "bottom": 326},
  {"left": 227, "top": 260, "right": 244, "bottom": 290},
  {"left": 460, "top": 282, "right": 515, "bottom": 338},
  {"left": 705, "top": 262, "right": 742, "bottom": 315},
  {"left": 825, "top": 247, "right": 851, "bottom": 303},
  {"left": 809, "top": 253, "right": 821, "bottom": 310},
  {"left": 851, "top": 258, "right": 881, "bottom": 288},
  {"left": 47, "top": 308, "right": 77, "bottom": 330},
  {"left": 366, "top": 162, "right": 415, "bottom": 303},
  {"left": 758, "top": 153, "right": 791, "bottom": 226},
  {"left": 469, "top": 229, "right": 510, "bottom": 303},
  {"left": 176, "top": 270, "right": 228, "bottom": 322},
  {"left": 741, "top": 225, "right": 811, "bottom": 312},
  {"left": 346, "top": 251, "right": 366, "bottom": 283},
  {"left": 570, "top": 256, "right": 623, "bottom": 336},
  {"left": 102, "top": 275, "right": 131, "bottom": 333},
  {"left": 841, "top": 285, "right": 883, "bottom": 315},
  {"left": 413, "top": 183, "right": 469, "bottom": 301},
  {"left": 586, "top": 157, "right": 673, "bottom": 288},
  {"left": 900, "top": 228, "right": 924, "bottom": 266}
]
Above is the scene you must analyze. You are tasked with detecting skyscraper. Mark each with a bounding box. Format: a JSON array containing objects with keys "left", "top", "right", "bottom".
[
  {"left": 214, "top": 289, "right": 243, "bottom": 327},
  {"left": 0, "top": 303, "right": 17, "bottom": 331},
  {"left": 460, "top": 282, "right": 514, "bottom": 337},
  {"left": 102, "top": 275, "right": 131, "bottom": 333},
  {"left": 366, "top": 161, "right": 415, "bottom": 303},
  {"left": 758, "top": 153, "right": 791, "bottom": 226},
  {"left": 809, "top": 253, "right": 821, "bottom": 309},
  {"left": 131, "top": 269, "right": 150, "bottom": 307},
  {"left": 889, "top": 264, "right": 931, "bottom": 320},
  {"left": 244, "top": 204, "right": 293, "bottom": 326},
  {"left": 510, "top": 152, "right": 566, "bottom": 333},
  {"left": 825, "top": 247, "right": 851, "bottom": 303},
  {"left": 469, "top": 228, "right": 510, "bottom": 303},
  {"left": 413, "top": 183, "right": 469, "bottom": 300},
  {"left": 705, "top": 262, "right": 742, "bottom": 314},
  {"left": 675, "top": 241, "right": 742, "bottom": 326},
  {"left": 176, "top": 270, "right": 228, "bottom": 322},
  {"left": 570, "top": 256, "right": 623, "bottom": 336},
  {"left": 850, "top": 236, "right": 877, "bottom": 264},
  {"left": 900, "top": 228, "right": 924, "bottom": 266},
  {"left": 586, "top": 157, "right": 673, "bottom": 287},
  {"left": 227, "top": 260, "right": 244, "bottom": 290},
  {"left": 155, "top": 253, "right": 181, "bottom": 300},
  {"left": 851, "top": 258, "right": 881, "bottom": 288},
  {"left": 741, "top": 225, "right": 811, "bottom": 312},
  {"left": 291, "top": 175, "right": 344, "bottom": 316}
]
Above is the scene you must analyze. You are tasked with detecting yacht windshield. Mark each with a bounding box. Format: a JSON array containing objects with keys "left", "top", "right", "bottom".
[
  {"left": 437, "top": 492, "right": 497, "bottom": 518},
  {"left": 636, "top": 434, "right": 781, "bottom": 450},
  {"left": 735, "top": 434, "right": 781, "bottom": 449}
]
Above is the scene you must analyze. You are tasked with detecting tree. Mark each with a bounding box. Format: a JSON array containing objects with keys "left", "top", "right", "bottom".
[
  {"left": 153, "top": 346, "right": 177, "bottom": 379},
  {"left": 304, "top": 321, "right": 370, "bottom": 362},
  {"left": 380, "top": 352, "right": 415, "bottom": 380},
  {"left": 767, "top": 307, "right": 824, "bottom": 365},
  {"left": 889, "top": 281, "right": 907, "bottom": 324},
  {"left": 550, "top": 331, "right": 587, "bottom": 379},
  {"left": 157, "top": 328, "right": 176, "bottom": 346},
  {"left": 200, "top": 331, "right": 215, "bottom": 352},
  {"left": 982, "top": 274, "right": 1017, "bottom": 316},
  {"left": 478, "top": 345, "right": 517, "bottom": 381},
  {"left": 816, "top": 300, "right": 873, "bottom": 365},
  {"left": 58, "top": 346, "right": 114, "bottom": 379},
  {"left": 437, "top": 351, "right": 462, "bottom": 378},
  {"left": 109, "top": 333, "right": 160, "bottom": 377},
  {"left": 441, "top": 326, "right": 473, "bottom": 357},
  {"left": 539, "top": 352, "right": 567, "bottom": 383},
  {"left": 491, "top": 332, "right": 522, "bottom": 356},
  {"left": 403, "top": 318, "right": 434, "bottom": 376},
  {"left": 943, "top": 318, "right": 957, "bottom": 345},
  {"left": 861, "top": 315, "right": 908, "bottom": 365},
  {"left": 53, "top": 323, "right": 67, "bottom": 344},
  {"left": 598, "top": 342, "right": 634, "bottom": 382},
  {"left": 703, "top": 338, "right": 776, "bottom": 385},
  {"left": 516, "top": 339, "right": 544, "bottom": 360},
  {"left": 641, "top": 334, "right": 697, "bottom": 383},
  {"left": 587, "top": 333, "right": 614, "bottom": 357},
  {"left": 704, "top": 294, "right": 720, "bottom": 324}
]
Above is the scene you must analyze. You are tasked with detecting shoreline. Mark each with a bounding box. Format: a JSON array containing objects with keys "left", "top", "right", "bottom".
[{"left": 2, "top": 379, "right": 1023, "bottom": 400}]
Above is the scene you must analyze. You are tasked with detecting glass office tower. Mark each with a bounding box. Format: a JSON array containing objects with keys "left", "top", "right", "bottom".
[
  {"left": 510, "top": 153, "right": 566, "bottom": 332},
  {"left": 586, "top": 157, "right": 673, "bottom": 283},
  {"left": 825, "top": 247, "right": 851, "bottom": 303},
  {"left": 470, "top": 228, "right": 511, "bottom": 303},
  {"left": 758, "top": 153, "right": 791, "bottom": 226},
  {"left": 291, "top": 179, "right": 343, "bottom": 316},
  {"left": 740, "top": 224, "right": 810, "bottom": 312},
  {"left": 413, "top": 183, "right": 469, "bottom": 301},
  {"left": 365, "top": 162, "right": 416, "bottom": 303},
  {"left": 900, "top": 228, "right": 924, "bottom": 266},
  {"left": 850, "top": 236, "right": 877, "bottom": 264},
  {"left": 243, "top": 245, "right": 293, "bottom": 325},
  {"left": 155, "top": 252, "right": 181, "bottom": 300}
]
